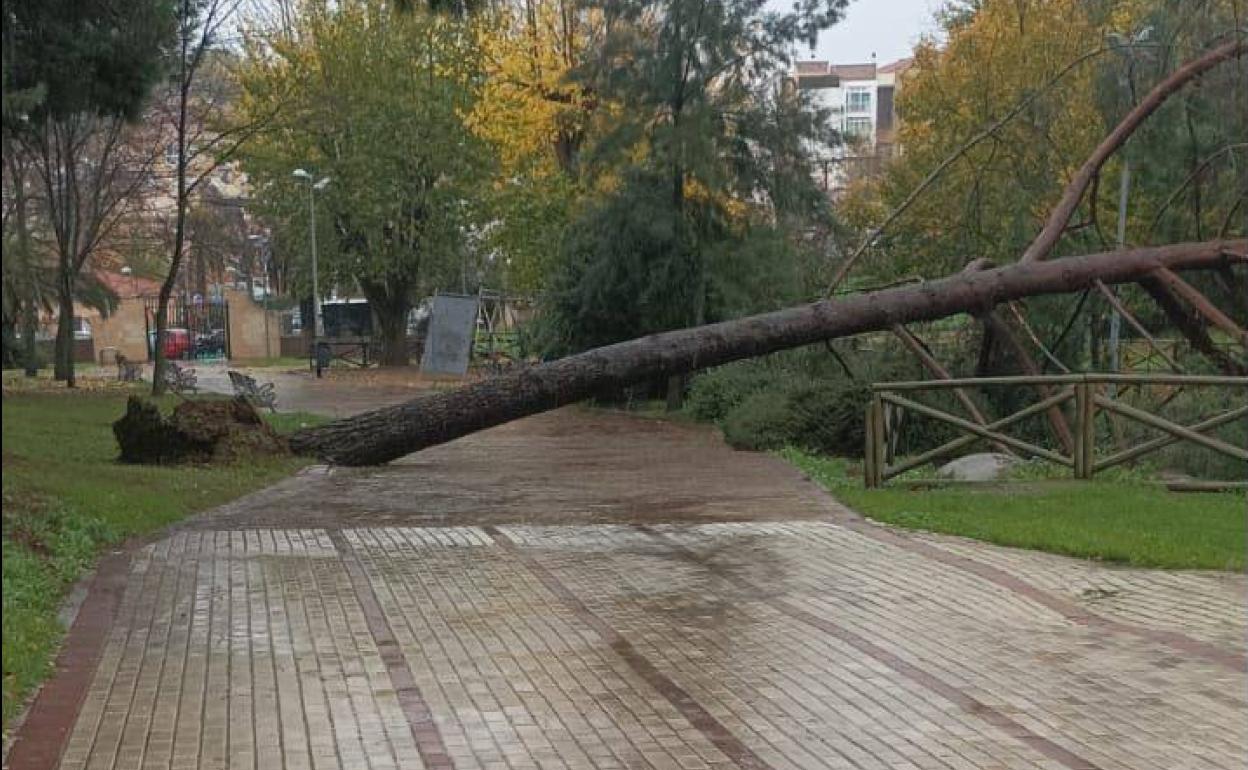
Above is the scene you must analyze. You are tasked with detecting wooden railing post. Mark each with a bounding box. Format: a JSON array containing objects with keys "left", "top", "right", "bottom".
[
  {"left": 864, "top": 400, "right": 876, "bottom": 488},
  {"left": 864, "top": 395, "right": 887, "bottom": 488},
  {"left": 1074, "top": 381, "right": 1095, "bottom": 479},
  {"left": 874, "top": 397, "right": 888, "bottom": 486},
  {"left": 1084, "top": 383, "right": 1098, "bottom": 479}
]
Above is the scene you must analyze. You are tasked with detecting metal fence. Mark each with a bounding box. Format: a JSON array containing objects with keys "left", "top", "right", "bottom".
[{"left": 142, "top": 296, "right": 230, "bottom": 362}]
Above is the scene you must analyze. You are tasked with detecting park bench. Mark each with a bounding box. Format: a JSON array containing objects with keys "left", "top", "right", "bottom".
[
  {"left": 116, "top": 354, "right": 142, "bottom": 382},
  {"left": 228, "top": 370, "right": 278, "bottom": 412},
  {"left": 164, "top": 361, "right": 198, "bottom": 394},
  {"left": 309, "top": 337, "right": 373, "bottom": 377}
]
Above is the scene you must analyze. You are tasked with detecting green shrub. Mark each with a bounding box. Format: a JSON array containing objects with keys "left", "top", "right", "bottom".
[
  {"left": 719, "top": 379, "right": 871, "bottom": 457},
  {"left": 721, "top": 390, "right": 800, "bottom": 451},
  {"left": 785, "top": 380, "right": 873, "bottom": 456},
  {"left": 686, "top": 361, "right": 775, "bottom": 421}
]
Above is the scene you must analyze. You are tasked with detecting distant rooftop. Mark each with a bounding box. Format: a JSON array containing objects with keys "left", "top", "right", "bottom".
[
  {"left": 878, "top": 57, "right": 914, "bottom": 75},
  {"left": 794, "top": 58, "right": 912, "bottom": 83}
]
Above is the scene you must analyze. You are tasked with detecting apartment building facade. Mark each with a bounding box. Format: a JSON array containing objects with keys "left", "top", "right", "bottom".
[{"left": 792, "top": 57, "right": 912, "bottom": 196}]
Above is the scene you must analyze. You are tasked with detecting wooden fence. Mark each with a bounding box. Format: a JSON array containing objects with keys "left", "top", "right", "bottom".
[{"left": 863, "top": 374, "right": 1248, "bottom": 488}]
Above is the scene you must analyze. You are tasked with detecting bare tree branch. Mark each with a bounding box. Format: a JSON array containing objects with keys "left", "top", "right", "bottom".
[
  {"left": 824, "top": 43, "right": 1132, "bottom": 293},
  {"left": 1020, "top": 38, "right": 1247, "bottom": 264}
]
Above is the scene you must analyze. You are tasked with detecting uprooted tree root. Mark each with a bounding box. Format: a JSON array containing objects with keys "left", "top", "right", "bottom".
[{"left": 113, "top": 396, "right": 289, "bottom": 464}]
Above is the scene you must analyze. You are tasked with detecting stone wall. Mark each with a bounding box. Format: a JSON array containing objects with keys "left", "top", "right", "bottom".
[
  {"left": 224, "top": 287, "right": 281, "bottom": 361},
  {"left": 92, "top": 299, "right": 150, "bottom": 364},
  {"left": 89, "top": 288, "right": 282, "bottom": 364}
]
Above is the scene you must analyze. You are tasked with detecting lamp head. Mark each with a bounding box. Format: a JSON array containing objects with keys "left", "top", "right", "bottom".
[{"left": 292, "top": 168, "right": 312, "bottom": 180}]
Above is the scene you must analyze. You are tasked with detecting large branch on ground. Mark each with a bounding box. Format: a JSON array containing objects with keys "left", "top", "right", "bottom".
[
  {"left": 1138, "top": 275, "right": 1248, "bottom": 375},
  {"left": 977, "top": 310, "right": 1076, "bottom": 454},
  {"left": 290, "top": 240, "right": 1245, "bottom": 465},
  {"left": 1020, "top": 39, "right": 1246, "bottom": 265},
  {"left": 1151, "top": 267, "right": 1248, "bottom": 349},
  {"left": 959, "top": 259, "right": 1075, "bottom": 453},
  {"left": 1093, "top": 280, "right": 1184, "bottom": 373},
  {"left": 891, "top": 323, "right": 1016, "bottom": 457}
]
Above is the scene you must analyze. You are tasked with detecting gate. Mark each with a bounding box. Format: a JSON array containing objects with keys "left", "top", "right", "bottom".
[{"left": 143, "top": 296, "right": 230, "bottom": 362}]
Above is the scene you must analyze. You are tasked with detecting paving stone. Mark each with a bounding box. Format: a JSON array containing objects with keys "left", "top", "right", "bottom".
[{"left": 16, "top": 409, "right": 1244, "bottom": 770}]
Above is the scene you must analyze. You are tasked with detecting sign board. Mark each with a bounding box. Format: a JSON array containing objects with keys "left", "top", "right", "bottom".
[{"left": 420, "top": 293, "right": 478, "bottom": 376}]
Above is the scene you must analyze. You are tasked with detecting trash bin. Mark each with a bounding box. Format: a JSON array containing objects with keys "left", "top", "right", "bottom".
[{"left": 315, "top": 341, "right": 332, "bottom": 378}]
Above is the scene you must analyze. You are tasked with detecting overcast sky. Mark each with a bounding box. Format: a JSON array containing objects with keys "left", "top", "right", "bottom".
[{"left": 776, "top": 0, "right": 946, "bottom": 65}]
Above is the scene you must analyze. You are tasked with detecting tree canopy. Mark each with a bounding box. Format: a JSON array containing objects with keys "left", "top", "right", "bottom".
[
  {"left": 236, "top": 0, "right": 490, "bottom": 363},
  {"left": 841, "top": 0, "right": 1247, "bottom": 283},
  {"left": 2, "top": 0, "right": 172, "bottom": 123}
]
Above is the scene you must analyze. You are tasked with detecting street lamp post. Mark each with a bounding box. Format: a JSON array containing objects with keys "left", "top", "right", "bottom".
[
  {"left": 293, "top": 169, "right": 331, "bottom": 340},
  {"left": 1105, "top": 27, "right": 1151, "bottom": 379}
]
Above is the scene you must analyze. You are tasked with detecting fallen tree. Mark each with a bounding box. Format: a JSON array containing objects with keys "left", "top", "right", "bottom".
[{"left": 289, "top": 239, "right": 1246, "bottom": 465}]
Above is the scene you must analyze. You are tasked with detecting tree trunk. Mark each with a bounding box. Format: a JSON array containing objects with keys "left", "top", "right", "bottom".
[
  {"left": 665, "top": 374, "right": 684, "bottom": 412},
  {"left": 290, "top": 239, "right": 1245, "bottom": 465},
  {"left": 376, "top": 308, "right": 410, "bottom": 367},
  {"left": 151, "top": 291, "right": 172, "bottom": 395},
  {"left": 22, "top": 310, "right": 39, "bottom": 377},
  {"left": 54, "top": 271, "right": 75, "bottom": 386},
  {"left": 362, "top": 281, "right": 411, "bottom": 367}
]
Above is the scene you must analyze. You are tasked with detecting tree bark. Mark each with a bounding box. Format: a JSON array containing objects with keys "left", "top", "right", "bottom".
[
  {"left": 361, "top": 281, "right": 412, "bottom": 367},
  {"left": 376, "top": 307, "right": 410, "bottom": 367},
  {"left": 1138, "top": 276, "right": 1247, "bottom": 375},
  {"left": 22, "top": 311, "right": 38, "bottom": 377},
  {"left": 978, "top": 310, "right": 1075, "bottom": 454},
  {"left": 290, "top": 239, "right": 1245, "bottom": 465},
  {"left": 54, "top": 270, "right": 75, "bottom": 386}
]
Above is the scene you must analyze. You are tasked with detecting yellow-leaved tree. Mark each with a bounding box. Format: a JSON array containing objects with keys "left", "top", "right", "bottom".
[
  {"left": 469, "top": 1, "right": 606, "bottom": 294},
  {"left": 843, "top": 0, "right": 1111, "bottom": 281}
]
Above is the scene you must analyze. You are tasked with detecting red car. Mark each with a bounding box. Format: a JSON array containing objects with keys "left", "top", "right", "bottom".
[{"left": 149, "top": 328, "right": 191, "bottom": 359}]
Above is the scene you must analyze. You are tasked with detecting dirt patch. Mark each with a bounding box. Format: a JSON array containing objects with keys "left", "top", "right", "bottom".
[
  {"left": 2, "top": 450, "right": 26, "bottom": 469},
  {"left": 112, "top": 396, "right": 288, "bottom": 464}
]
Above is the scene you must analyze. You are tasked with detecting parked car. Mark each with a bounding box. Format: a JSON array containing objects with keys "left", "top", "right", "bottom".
[
  {"left": 194, "top": 328, "right": 226, "bottom": 357},
  {"left": 148, "top": 328, "right": 191, "bottom": 359}
]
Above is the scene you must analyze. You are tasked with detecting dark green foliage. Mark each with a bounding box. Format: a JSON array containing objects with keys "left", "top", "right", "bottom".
[
  {"left": 2, "top": 0, "right": 172, "bottom": 123},
  {"left": 537, "top": 170, "right": 694, "bottom": 354},
  {"left": 722, "top": 390, "right": 801, "bottom": 451},
  {"left": 536, "top": 169, "right": 805, "bottom": 355},
  {"left": 720, "top": 378, "right": 871, "bottom": 457},
  {"left": 785, "top": 380, "right": 873, "bottom": 456},
  {"left": 1123, "top": 386, "right": 1248, "bottom": 481},
  {"left": 537, "top": 0, "right": 847, "bottom": 357},
  {"left": 685, "top": 359, "right": 775, "bottom": 420}
]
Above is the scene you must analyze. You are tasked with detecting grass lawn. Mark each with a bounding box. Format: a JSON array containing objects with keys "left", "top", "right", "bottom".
[
  {"left": 784, "top": 448, "right": 1247, "bottom": 572},
  {"left": 1, "top": 384, "right": 326, "bottom": 732}
]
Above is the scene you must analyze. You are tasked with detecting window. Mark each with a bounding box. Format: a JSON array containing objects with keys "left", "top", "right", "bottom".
[
  {"left": 844, "top": 117, "right": 872, "bottom": 139},
  {"left": 846, "top": 87, "right": 871, "bottom": 113}
]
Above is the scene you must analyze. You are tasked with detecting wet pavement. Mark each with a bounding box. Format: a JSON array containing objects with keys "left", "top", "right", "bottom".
[
  {"left": 192, "top": 363, "right": 446, "bottom": 418},
  {"left": 6, "top": 405, "right": 1246, "bottom": 770}
]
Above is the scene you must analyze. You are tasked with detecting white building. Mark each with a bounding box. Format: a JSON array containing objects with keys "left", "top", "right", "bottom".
[{"left": 792, "top": 57, "right": 912, "bottom": 196}]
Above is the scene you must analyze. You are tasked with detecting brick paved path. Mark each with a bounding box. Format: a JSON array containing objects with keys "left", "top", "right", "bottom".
[{"left": 8, "top": 409, "right": 1245, "bottom": 770}]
